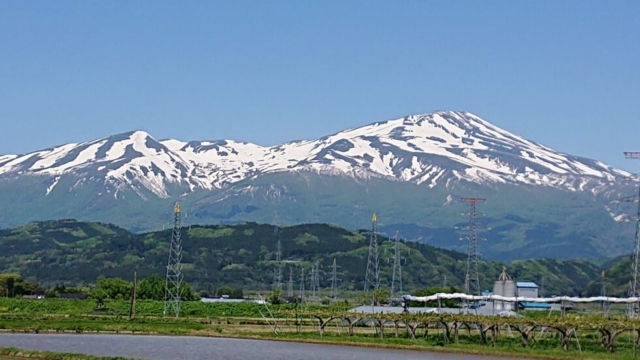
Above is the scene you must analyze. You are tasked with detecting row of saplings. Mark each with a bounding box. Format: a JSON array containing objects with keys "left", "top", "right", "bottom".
[{"left": 292, "top": 312, "right": 640, "bottom": 354}]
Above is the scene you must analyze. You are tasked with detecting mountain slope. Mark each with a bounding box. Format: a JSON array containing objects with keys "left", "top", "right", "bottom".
[
  {"left": 0, "top": 219, "right": 602, "bottom": 296},
  {"left": 0, "top": 111, "right": 629, "bottom": 198},
  {"left": 0, "top": 110, "right": 635, "bottom": 260}
]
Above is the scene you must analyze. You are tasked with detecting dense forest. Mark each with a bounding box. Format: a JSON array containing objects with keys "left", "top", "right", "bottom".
[{"left": 0, "top": 219, "right": 625, "bottom": 296}]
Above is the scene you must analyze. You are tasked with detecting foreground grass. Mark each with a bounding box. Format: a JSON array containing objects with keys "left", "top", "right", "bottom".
[
  {"left": 0, "top": 298, "right": 348, "bottom": 318},
  {"left": 0, "top": 347, "right": 135, "bottom": 360},
  {"left": 0, "top": 314, "right": 639, "bottom": 360},
  {"left": 240, "top": 332, "right": 640, "bottom": 360},
  {"left": 1, "top": 298, "right": 639, "bottom": 360}
]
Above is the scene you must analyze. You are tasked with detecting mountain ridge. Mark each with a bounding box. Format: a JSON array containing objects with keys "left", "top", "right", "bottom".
[
  {"left": 0, "top": 218, "right": 604, "bottom": 296},
  {"left": 0, "top": 111, "right": 630, "bottom": 200},
  {"left": 0, "top": 110, "right": 636, "bottom": 261}
]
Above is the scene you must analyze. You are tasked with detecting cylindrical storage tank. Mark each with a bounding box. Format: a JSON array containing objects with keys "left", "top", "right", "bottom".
[
  {"left": 502, "top": 280, "right": 516, "bottom": 310},
  {"left": 493, "top": 281, "right": 505, "bottom": 311},
  {"left": 493, "top": 280, "right": 516, "bottom": 311}
]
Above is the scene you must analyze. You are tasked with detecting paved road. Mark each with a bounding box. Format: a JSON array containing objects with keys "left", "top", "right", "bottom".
[{"left": 0, "top": 334, "right": 527, "bottom": 360}]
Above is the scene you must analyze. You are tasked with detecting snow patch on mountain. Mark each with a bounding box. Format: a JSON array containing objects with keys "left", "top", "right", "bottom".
[
  {"left": 0, "top": 111, "right": 631, "bottom": 198},
  {"left": 45, "top": 176, "right": 61, "bottom": 196}
]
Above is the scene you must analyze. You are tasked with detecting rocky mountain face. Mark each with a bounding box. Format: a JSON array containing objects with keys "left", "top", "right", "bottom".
[{"left": 0, "top": 111, "right": 636, "bottom": 261}]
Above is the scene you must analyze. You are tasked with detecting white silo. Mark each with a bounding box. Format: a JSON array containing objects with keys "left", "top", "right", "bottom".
[{"left": 493, "top": 267, "right": 516, "bottom": 311}]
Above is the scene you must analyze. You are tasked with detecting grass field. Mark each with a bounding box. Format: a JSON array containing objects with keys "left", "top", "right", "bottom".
[{"left": 1, "top": 298, "right": 639, "bottom": 360}]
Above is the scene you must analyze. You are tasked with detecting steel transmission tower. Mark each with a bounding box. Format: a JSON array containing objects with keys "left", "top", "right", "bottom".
[
  {"left": 299, "top": 268, "right": 305, "bottom": 304},
  {"left": 330, "top": 258, "right": 339, "bottom": 303},
  {"left": 461, "top": 197, "right": 485, "bottom": 296},
  {"left": 164, "top": 201, "right": 184, "bottom": 317},
  {"left": 391, "top": 231, "right": 404, "bottom": 300},
  {"left": 309, "top": 266, "right": 316, "bottom": 298},
  {"left": 272, "top": 227, "right": 282, "bottom": 291},
  {"left": 309, "top": 262, "right": 320, "bottom": 299},
  {"left": 624, "top": 152, "right": 640, "bottom": 312},
  {"left": 287, "top": 268, "right": 294, "bottom": 299},
  {"left": 364, "top": 213, "right": 380, "bottom": 293},
  {"left": 600, "top": 270, "right": 608, "bottom": 312}
]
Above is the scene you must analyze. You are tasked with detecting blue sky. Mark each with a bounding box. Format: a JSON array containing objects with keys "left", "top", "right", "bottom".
[{"left": 1, "top": 1, "right": 639, "bottom": 171}]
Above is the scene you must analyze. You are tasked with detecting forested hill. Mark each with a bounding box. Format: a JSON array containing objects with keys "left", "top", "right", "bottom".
[{"left": 0, "top": 219, "right": 602, "bottom": 296}]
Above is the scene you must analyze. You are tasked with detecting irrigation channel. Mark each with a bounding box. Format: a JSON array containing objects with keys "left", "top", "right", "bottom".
[{"left": 0, "top": 334, "right": 525, "bottom": 360}]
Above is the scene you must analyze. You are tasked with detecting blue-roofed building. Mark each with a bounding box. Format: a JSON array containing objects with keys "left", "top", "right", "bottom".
[
  {"left": 519, "top": 301, "right": 551, "bottom": 311},
  {"left": 516, "top": 281, "right": 539, "bottom": 298}
]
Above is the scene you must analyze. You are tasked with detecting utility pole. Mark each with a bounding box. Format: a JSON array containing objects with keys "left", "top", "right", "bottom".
[
  {"left": 461, "top": 198, "right": 485, "bottom": 296},
  {"left": 624, "top": 151, "right": 640, "bottom": 317},
  {"left": 391, "top": 231, "right": 404, "bottom": 300},
  {"left": 164, "top": 201, "right": 183, "bottom": 317},
  {"left": 129, "top": 270, "right": 137, "bottom": 319},
  {"left": 364, "top": 213, "right": 380, "bottom": 304}
]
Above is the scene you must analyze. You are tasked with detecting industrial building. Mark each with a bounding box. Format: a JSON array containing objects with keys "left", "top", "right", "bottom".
[{"left": 516, "top": 281, "right": 539, "bottom": 298}]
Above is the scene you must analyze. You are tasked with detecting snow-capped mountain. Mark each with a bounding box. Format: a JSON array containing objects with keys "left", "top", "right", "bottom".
[
  {"left": 1, "top": 110, "right": 637, "bottom": 261},
  {"left": 0, "top": 111, "right": 630, "bottom": 199}
]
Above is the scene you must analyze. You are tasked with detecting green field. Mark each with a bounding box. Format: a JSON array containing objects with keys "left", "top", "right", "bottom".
[{"left": 1, "top": 298, "right": 640, "bottom": 359}]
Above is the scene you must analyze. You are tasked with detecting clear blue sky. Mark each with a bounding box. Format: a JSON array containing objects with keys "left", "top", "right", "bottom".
[{"left": 1, "top": 1, "right": 639, "bottom": 171}]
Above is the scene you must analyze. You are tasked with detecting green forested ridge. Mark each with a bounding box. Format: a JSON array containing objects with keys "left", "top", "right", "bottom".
[
  {"left": 0, "top": 219, "right": 609, "bottom": 295},
  {"left": 0, "top": 171, "right": 635, "bottom": 262}
]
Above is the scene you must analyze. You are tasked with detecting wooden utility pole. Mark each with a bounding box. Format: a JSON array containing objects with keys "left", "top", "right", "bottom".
[{"left": 129, "top": 270, "right": 138, "bottom": 319}]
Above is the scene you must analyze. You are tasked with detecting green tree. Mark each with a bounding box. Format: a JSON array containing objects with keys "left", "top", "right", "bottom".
[
  {"left": 181, "top": 282, "right": 197, "bottom": 301},
  {"left": 373, "top": 287, "right": 390, "bottom": 306},
  {"left": 137, "top": 275, "right": 165, "bottom": 300},
  {"left": 90, "top": 287, "right": 108, "bottom": 300},
  {"left": 93, "top": 277, "right": 132, "bottom": 300},
  {"left": 230, "top": 288, "right": 244, "bottom": 299},
  {"left": 0, "top": 274, "right": 42, "bottom": 297},
  {"left": 216, "top": 285, "right": 232, "bottom": 297},
  {"left": 269, "top": 287, "right": 283, "bottom": 305}
]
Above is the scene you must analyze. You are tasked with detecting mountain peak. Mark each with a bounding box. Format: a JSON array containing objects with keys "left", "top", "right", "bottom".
[
  {"left": 0, "top": 111, "right": 630, "bottom": 197},
  {"left": 104, "top": 129, "right": 154, "bottom": 142}
]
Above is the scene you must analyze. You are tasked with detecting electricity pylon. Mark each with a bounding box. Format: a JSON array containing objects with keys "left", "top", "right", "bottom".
[
  {"left": 364, "top": 213, "right": 380, "bottom": 292},
  {"left": 391, "top": 231, "right": 404, "bottom": 300},
  {"left": 624, "top": 151, "right": 640, "bottom": 317},
  {"left": 299, "top": 268, "right": 305, "bottom": 304},
  {"left": 461, "top": 197, "right": 485, "bottom": 296},
  {"left": 287, "top": 268, "right": 294, "bottom": 299},
  {"left": 272, "top": 226, "right": 282, "bottom": 291},
  {"left": 164, "top": 202, "right": 184, "bottom": 317},
  {"left": 329, "top": 258, "right": 339, "bottom": 303}
]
